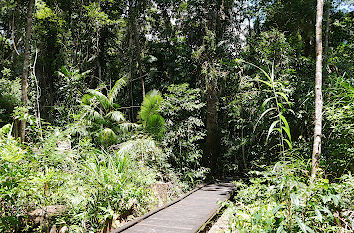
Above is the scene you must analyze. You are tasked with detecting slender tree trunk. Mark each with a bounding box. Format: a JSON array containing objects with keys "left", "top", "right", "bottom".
[
  {"left": 129, "top": 1, "right": 145, "bottom": 101},
  {"left": 323, "top": 0, "right": 331, "bottom": 76},
  {"left": 132, "top": 17, "right": 145, "bottom": 99},
  {"left": 127, "top": 1, "right": 134, "bottom": 121},
  {"left": 20, "top": 0, "right": 34, "bottom": 142},
  {"left": 241, "top": 122, "right": 248, "bottom": 171},
  {"left": 311, "top": 0, "right": 324, "bottom": 181}
]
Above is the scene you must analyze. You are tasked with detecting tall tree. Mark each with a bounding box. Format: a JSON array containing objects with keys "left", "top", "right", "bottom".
[
  {"left": 311, "top": 0, "right": 324, "bottom": 181},
  {"left": 323, "top": 0, "right": 331, "bottom": 75},
  {"left": 20, "top": 0, "right": 34, "bottom": 142}
]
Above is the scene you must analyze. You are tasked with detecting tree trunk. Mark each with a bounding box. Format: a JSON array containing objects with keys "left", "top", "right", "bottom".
[
  {"left": 323, "top": 0, "right": 331, "bottom": 77},
  {"left": 205, "top": 78, "right": 218, "bottom": 174},
  {"left": 129, "top": 1, "right": 145, "bottom": 101},
  {"left": 20, "top": 0, "right": 34, "bottom": 142},
  {"left": 311, "top": 0, "right": 324, "bottom": 181},
  {"left": 132, "top": 17, "right": 145, "bottom": 99}
]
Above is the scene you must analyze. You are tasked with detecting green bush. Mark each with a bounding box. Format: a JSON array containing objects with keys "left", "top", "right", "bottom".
[
  {"left": 323, "top": 75, "right": 354, "bottom": 177},
  {"left": 0, "top": 125, "right": 158, "bottom": 232},
  {"left": 228, "top": 158, "right": 354, "bottom": 232},
  {"left": 160, "top": 84, "right": 208, "bottom": 184},
  {"left": 0, "top": 78, "right": 21, "bottom": 126},
  {"left": 138, "top": 90, "right": 165, "bottom": 140}
]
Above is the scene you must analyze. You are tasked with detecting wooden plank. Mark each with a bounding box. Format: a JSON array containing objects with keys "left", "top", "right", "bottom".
[{"left": 111, "top": 182, "right": 234, "bottom": 233}]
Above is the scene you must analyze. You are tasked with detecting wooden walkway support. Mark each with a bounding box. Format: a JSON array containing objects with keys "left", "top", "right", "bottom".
[{"left": 112, "top": 182, "right": 234, "bottom": 233}]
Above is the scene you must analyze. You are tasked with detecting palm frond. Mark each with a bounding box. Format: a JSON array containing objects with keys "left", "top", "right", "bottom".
[
  {"left": 138, "top": 90, "right": 163, "bottom": 123},
  {"left": 87, "top": 89, "right": 110, "bottom": 111},
  {"left": 108, "top": 77, "right": 127, "bottom": 105},
  {"left": 116, "top": 137, "right": 163, "bottom": 161},
  {"left": 105, "top": 111, "right": 125, "bottom": 123},
  {"left": 82, "top": 105, "right": 105, "bottom": 123},
  {"left": 97, "top": 128, "right": 118, "bottom": 145},
  {"left": 119, "top": 122, "right": 141, "bottom": 133},
  {"left": 146, "top": 114, "right": 165, "bottom": 139}
]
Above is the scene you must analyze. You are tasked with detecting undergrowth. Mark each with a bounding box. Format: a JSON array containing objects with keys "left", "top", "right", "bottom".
[
  {"left": 0, "top": 125, "right": 169, "bottom": 232},
  {"left": 227, "top": 158, "right": 354, "bottom": 232}
]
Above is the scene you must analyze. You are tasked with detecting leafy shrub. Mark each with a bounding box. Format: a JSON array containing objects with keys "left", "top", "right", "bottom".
[
  {"left": 75, "top": 77, "right": 134, "bottom": 146},
  {"left": 228, "top": 158, "right": 354, "bottom": 232},
  {"left": 0, "top": 124, "right": 29, "bottom": 231},
  {"left": 160, "top": 84, "right": 208, "bottom": 184},
  {"left": 0, "top": 125, "right": 158, "bottom": 232},
  {"left": 0, "top": 78, "right": 21, "bottom": 126},
  {"left": 323, "top": 73, "right": 354, "bottom": 177}
]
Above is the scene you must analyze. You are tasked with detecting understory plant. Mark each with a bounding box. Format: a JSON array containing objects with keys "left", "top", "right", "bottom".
[
  {"left": 0, "top": 124, "right": 158, "bottom": 232},
  {"left": 227, "top": 157, "right": 354, "bottom": 232},
  {"left": 323, "top": 74, "right": 354, "bottom": 177},
  {"left": 138, "top": 90, "right": 165, "bottom": 140},
  {"left": 75, "top": 77, "right": 138, "bottom": 146},
  {"left": 160, "top": 84, "right": 208, "bottom": 184}
]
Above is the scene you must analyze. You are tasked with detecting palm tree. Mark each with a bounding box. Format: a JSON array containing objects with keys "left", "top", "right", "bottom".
[
  {"left": 138, "top": 90, "right": 165, "bottom": 139},
  {"left": 79, "top": 78, "right": 138, "bottom": 145}
]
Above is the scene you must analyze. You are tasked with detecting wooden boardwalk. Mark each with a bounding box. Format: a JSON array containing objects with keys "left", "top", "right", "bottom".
[{"left": 112, "top": 182, "right": 234, "bottom": 233}]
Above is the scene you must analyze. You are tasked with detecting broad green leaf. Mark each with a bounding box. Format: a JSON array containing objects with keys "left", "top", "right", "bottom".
[
  {"left": 271, "top": 63, "right": 275, "bottom": 82},
  {"left": 87, "top": 89, "right": 110, "bottom": 111},
  {"left": 277, "top": 102, "right": 285, "bottom": 111},
  {"left": 98, "top": 128, "right": 117, "bottom": 144},
  {"left": 258, "top": 79, "right": 273, "bottom": 88},
  {"left": 282, "top": 126, "right": 291, "bottom": 141},
  {"left": 271, "top": 204, "right": 283, "bottom": 215},
  {"left": 106, "top": 111, "right": 125, "bottom": 123},
  {"left": 321, "top": 207, "right": 333, "bottom": 218},
  {"left": 60, "top": 66, "right": 70, "bottom": 77},
  {"left": 253, "top": 107, "right": 277, "bottom": 131},
  {"left": 241, "top": 60, "right": 272, "bottom": 82},
  {"left": 276, "top": 225, "right": 285, "bottom": 233},
  {"left": 108, "top": 77, "right": 127, "bottom": 105},
  {"left": 290, "top": 193, "right": 300, "bottom": 209},
  {"left": 280, "top": 115, "right": 291, "bottom": 141},
  {"left": 82, "top": 105, "right": 104, "bottom": 123},
  {"left": 276, "top": 92, "right": 290, "bottom": 104}
]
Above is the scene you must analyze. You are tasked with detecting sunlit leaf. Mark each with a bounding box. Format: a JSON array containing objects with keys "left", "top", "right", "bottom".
[{"left": 266, "top": 120, "right": 280, "bottom": 142}]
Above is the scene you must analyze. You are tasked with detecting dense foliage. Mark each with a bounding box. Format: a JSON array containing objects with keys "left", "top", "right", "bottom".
[
  {"left": 227, "top": 159, "right": 354, "bottom": 232},
  {"left": 0, "top": 0, "right": 352, "bottom": 232}
]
